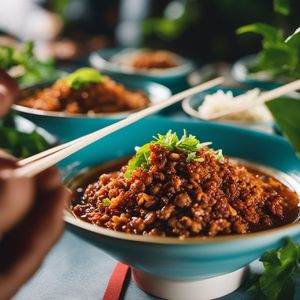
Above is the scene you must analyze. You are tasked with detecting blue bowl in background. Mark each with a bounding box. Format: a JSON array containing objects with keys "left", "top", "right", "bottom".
[
  {"left": 13, "top": 75, "right": 171, "bottom": 142},
  {"left": 182, "top": 86, "right": 274, "bottom": 133},
  {"left": 89, "top": 48, "right": 195, "bottom": 93},
  {"left": 231, "top": 54, "right": 295, "bottom": 90},
  {"left": 62, "top": 117, "right": 300, "bottom": 299}
]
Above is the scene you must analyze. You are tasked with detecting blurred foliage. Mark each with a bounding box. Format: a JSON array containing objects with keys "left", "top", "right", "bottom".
[
  {"left": 140, "top": 0, "right": 300, "bottom": 62},
  {"left": 237, "top": 0, "right": 300, "bottom": 78},
  {"left": 0, "top": 112, "right": 50, "bottom": 158},
  {"left": 274, "top": 0, "right": 291, "bottom": 15},
  {"left": 143, "top": 1, "right": 200, "bottom": 41},
  {"left": 0, "top": 42, "right": 59, "bottom": 87},
  {"left": 267, "top": 97, "right": 300, "bottom": 156}
]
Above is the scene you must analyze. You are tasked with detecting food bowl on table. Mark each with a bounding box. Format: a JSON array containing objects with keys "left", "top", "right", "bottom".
[
  {"left": 89, "top": 48, "right": 195, "bottom": 93},
  {"left": 231, "top": 55, "right": 300, "bottom": 93},
  {"left": 182, "top": 86, "right": 274, "bottom": 133},
  {"left": 13, "top": 70, "right": 171, "bottom": 142},
  {"left": 61, "top": 117, "right": 300, "bottom": 300}
]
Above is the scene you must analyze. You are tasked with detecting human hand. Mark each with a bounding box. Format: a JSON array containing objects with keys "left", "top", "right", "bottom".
[
  {"left": 0, "top": 70, "right": 70, "bottom": 300},
  {"left": 0, "top": 153, "right": 70, "bottom": 300}
]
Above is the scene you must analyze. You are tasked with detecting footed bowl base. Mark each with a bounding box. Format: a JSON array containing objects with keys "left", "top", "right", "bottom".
[{"left": 132, "top": 266, "right": 248, "bottom": 300}]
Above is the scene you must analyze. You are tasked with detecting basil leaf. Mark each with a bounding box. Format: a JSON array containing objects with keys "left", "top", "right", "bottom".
[
  {"left": 258, "top": 45, "right": 298, "bottom": 76},
  {"left": 237, "top": 23, "right": 283, "bottom": 46},
  {"left": 285, "top": 28, "right": 300, "bottom": 49},
  {"left": 266, "top": 97, "right": 300, "bottom": 156},
  {"left": 248, "top": 239, "right": 299, "bottom": 300}
]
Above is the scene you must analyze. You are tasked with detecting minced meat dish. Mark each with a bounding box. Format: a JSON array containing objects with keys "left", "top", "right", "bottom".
[
  {"left": 130, "top": 50, "right": 179, "bottom": 70},
  {"left": 71, "top": 131, "right": 299, "bottom": 238},
  {"left": 19, "top": 69, "right": 149, "bottom": 114}
]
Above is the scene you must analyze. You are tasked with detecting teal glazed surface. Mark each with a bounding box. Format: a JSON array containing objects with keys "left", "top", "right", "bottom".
[
  {"left": 63, "top": 117, "right": 300, "bottom": 281},
  {"left": 232, "top": 55, "right": 284, "bottom": 90},
  {"left": 89, "top": 48, "right": 194, "bottom": 93},
  {"left": 15, "top": 76, "right": 171, "bottom": 142}
]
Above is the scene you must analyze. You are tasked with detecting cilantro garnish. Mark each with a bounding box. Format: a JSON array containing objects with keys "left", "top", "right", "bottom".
[
  {"left": 102, "top": 198, "right": 111, "bottom": 207},
  {"left": 125, "top": 130, "right": 223, "bottom": 179},
  {"left": 248, "top": 239, "right": 300, "bottom": 300},
  {"left": 65, "top": 68, "right": 103, "bottom": 90}
]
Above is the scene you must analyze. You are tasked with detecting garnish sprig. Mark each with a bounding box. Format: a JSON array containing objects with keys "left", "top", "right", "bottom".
[
  {"left": 125, "top": 130, "right": 224, "bottom": 179},
  {"left": 64, "top": 67, "right": 103, "bottom": 90}
]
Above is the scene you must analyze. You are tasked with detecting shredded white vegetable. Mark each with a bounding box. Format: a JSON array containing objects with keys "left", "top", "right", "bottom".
[{"left": 198, "top": 89, "right": 273, "bottom": 122}]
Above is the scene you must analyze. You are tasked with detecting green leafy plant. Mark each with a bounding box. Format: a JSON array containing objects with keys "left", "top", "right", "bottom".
[
  {"left": 0, "top": 41, "right": 59, "bottom": 86},
  {"left": 0, "top": 112, "right": 50, "bottom": 158},
  {"left": 125, "top": 130, "right": 223, "bottom": 179},
  {"left": 237, "top": 24, "right": 300, "bottom": 78},
  {"left": 64, "top": 68, "right": 103, "bottom": 90},
  {"left": 247, "top": 239, "right": 300, "bottom": 300},
  {"left": 266, "top": 97, "right": 300, "bottom": 156},
  {"left": 236, "top": 0, "right": 300, "bottom": 78}
]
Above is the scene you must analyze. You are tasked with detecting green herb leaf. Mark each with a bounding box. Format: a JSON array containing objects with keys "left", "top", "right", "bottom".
[
  {"left": 285, "top": 28, "right": 300, "bottom": 49},
  {"left": 65, "top": 68, "right": 103, "bottom": 90},
  {"left": 237, "top": 23, "right": 283, "bottom": 46},
  {"left": 102, "top": 198, "right": 111, "bottom": 207},
  {"left": 237, "top": 21, "right": 300, "bottom": 79},
  {"left": 125, "top": 143, "right": 151, "bottom": 179},
  {"left": 248, "top": 239, "right": 300, "bottom": 300},
  {"left": 186, "top": 152, "right": 196, "bottom": 162},
  {"left": 0, "top": 112, "right": 50, "bottom": 158},
  {"left": 266, "top": 97, "right": 300, "bottom": 156},
  {"left": 258, "top": 45, "right": 298, "bottom": 76},
  {"left": 214, "top": 149, "right": 224, "bottom": 162},
  {"left": 274, "top": 0, "right": 290, "bottom": 16},
  {"left": 0, "top": 41, "right": 59, "bottom": 86},
  {"left": 125, "top": 130, "right": 218, "bottom": 179}
]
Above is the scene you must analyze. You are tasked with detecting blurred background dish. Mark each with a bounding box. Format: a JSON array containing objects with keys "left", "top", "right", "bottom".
[
  {"left": 232, "top": 55, "right": 287, "bottom": 90},
  {"left": 89, "top": 48, "right": 194, "bottom": 93},
  {"left": 13, "top": 74, "right": 171, "bottom": 141}
]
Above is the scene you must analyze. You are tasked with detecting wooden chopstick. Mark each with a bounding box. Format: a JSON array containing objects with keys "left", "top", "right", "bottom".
[
  {"left": 14, "top": 77, "right": 223, "bottom": 178},
  {"left": 201, "top": 79, "right": 300, "bottom": 120},
  {"left": 18, "top": 77, "right": 223, "bottom": 167}
]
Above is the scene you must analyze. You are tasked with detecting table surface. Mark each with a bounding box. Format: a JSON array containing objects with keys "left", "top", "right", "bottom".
[{"left": 12, "top": 230, "right": 300, "bottom": 300}]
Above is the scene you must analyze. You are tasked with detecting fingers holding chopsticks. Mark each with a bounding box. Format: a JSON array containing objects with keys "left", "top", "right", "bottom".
[{"left": 0, "top": 155, "right": 70, "bottom": 300}]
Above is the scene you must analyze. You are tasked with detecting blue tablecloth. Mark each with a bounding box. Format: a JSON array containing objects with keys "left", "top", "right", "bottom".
[{"left": 13, "top": 229, "right": 300, "bottom": 300}]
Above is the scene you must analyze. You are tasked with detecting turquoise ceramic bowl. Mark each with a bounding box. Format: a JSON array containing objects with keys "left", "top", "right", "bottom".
[
  {"left": 13, "top": 76, "right": 171, "bottom": 142},
  {"left": 62, "top": 117, "right": 300, "bottom": 281},
  {"left": 89, "top": 48, "right": 195, "bottom": 93},
  {"left": 232, "top": 54, "right": 292, "bottom": 90}
]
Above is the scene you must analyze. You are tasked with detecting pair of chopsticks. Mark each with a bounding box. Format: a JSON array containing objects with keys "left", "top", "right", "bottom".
[
  {"left": 14, "top": 77, "right": 223, "bottom": 178},
  {"left": 13, "top": 77, "right": 300, "bottom": 178}
]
